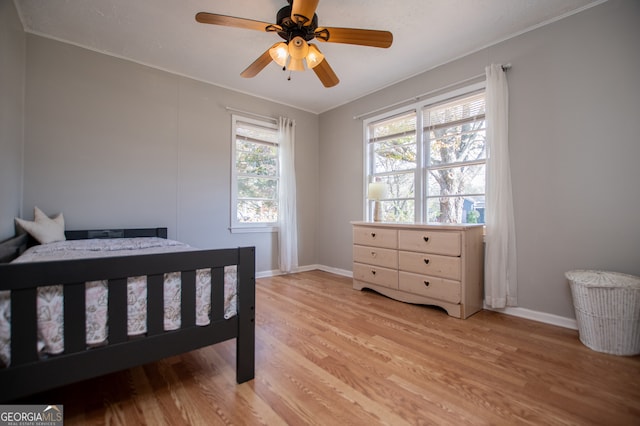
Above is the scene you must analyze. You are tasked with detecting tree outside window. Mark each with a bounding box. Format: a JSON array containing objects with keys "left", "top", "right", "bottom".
[
  {"left": 366, "top": 88, "right": 486, "bottom": 224},
  {"left": 232, "top": 116, "right": 279, "bottom": 228}
]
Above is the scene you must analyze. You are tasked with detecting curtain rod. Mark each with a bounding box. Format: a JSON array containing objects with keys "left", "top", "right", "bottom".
[
  {"left": 225, "top": 106, "right": 278, "bottom": 123},
  {"left": 353, "top": 64, "right": 511, "bottom": 121}
]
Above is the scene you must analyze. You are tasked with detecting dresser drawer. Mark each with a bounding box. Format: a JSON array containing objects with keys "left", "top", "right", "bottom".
[
  {"left": 398, "top": 229, "right": 461, "bottom": 256},
  {"left": 399, "top": 251, "right": 461, "bottom": 280},
  {"left": 353, "top": 226, "right": 397, "bottom": 249},
  {"left": 399, "top": 272, "right": 461, "bottom": 303},
  {"left": 353, "top": 262, "right": 398, "bottom": 289},
  {"left": 353, "top": 244, "right": 398, "bottom": 269}
]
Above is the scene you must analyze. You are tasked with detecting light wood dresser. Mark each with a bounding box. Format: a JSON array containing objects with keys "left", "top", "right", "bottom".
[{"left": 352, "top": 221, "right": 484, "bottom": 319}]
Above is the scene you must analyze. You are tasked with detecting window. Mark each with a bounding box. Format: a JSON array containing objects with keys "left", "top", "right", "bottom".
[
  {"left": 365, "top": 85, "right": 486, "bottom": 224},
  {"left": 367, "top": 111, "right": 418, "bottom": 222},
  {"left": 231, "top": 115, "right": 279, "bottom": 230}
]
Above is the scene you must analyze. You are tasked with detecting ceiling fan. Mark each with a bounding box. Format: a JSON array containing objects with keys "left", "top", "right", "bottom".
[{"left": 195, "top": 0, "right": 393, "bottom": 88}]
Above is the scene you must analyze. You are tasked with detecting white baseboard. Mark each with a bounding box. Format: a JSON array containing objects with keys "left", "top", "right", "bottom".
[
  {"left": 315, "top": 264, "right": 353, "bottom": 278},
  {"left": 256, "top": 269, "right": 281, "bottom": 279},
  {"left": 257, "top": 264, "right": 352, "bottom": 279},
  {"left": 483, "top": 305, "right": 578, "bottom": 330},
  {"left": 257, "top": 265, "right": 577, "bottom": 330}
]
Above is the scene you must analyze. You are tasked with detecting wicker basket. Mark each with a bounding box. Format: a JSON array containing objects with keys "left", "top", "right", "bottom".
[{"left": 565, "top": 270, "right": 640, "bottom": 356}]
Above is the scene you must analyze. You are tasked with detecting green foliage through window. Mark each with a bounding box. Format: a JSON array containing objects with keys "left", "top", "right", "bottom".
[{"left": 233, "top": 117, "right": 279, "bottom": 225}]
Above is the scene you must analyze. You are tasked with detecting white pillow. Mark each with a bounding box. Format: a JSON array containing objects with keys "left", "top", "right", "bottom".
[{"left": 15, "top": 206, "right": 66, "bottom": 244}]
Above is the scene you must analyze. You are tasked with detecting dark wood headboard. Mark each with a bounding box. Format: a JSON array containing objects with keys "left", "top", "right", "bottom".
[
  {"left": 65, "top": 227, "right": 168, "bottom": 240},
  {"left": 0, "top": 227, "right": 168, "bottom": 263}
]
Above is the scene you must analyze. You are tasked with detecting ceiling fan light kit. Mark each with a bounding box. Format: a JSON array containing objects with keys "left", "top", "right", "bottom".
[
  {"left": 306, "top": 44, "right": 324, "bottom": 68},
  {"left": 269, "top": 43, "right": 289, "bottom": 68},
  {"left": 196, "top": 0, "right": 392, "bottom": 88}
]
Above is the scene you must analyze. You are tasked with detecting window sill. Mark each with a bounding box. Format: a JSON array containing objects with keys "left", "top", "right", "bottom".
[{"left": 229, "top": 226, "right": 279, "bottom": 234}]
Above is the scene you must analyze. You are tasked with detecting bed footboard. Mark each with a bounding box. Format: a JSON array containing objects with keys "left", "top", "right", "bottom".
[{"left": 0, "top": 243, "right": 255, "bottom": 401}]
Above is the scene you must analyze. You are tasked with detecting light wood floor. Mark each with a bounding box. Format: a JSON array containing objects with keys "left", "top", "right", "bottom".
[{"left": 28, "top": 271, "right": 639, "bottom": 425}]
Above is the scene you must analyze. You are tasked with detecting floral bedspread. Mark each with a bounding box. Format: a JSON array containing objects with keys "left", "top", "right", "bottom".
[{"left": 0, "top": 237, "right": 237, "bottom": 367}]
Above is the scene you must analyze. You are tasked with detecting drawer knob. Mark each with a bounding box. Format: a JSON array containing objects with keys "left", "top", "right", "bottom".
[
  {"left": 371, "top": 251, "right": 377, "bottom": 257},
  {"left": 423, "top": 258, "right": 430, "bottom": 265},
  {"left": 423, "top": 236, "right": 430, "bottom": 243},
  {"left": 371, "top": 232, "right": 376, "bottom": 238},
  {"left": 371, "top": 270, "right": 377, "bottom": 276},
  {"left": 423, "top": 281, "right": 430, "bottom": 287}
]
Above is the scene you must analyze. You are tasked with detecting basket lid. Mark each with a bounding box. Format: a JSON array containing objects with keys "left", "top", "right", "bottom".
[{"left": 565, "top": 270, "right": 640, "bottom": 288}]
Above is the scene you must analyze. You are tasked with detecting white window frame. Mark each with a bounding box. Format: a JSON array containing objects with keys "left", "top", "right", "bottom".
[
  {"left": 363, "top": 82, "right": 486, "bottom": 223},
  {"left": 230, "top": 114, "right": 279, "bottom": 233}
]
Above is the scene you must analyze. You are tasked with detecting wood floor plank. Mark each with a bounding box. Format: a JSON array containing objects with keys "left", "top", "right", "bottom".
[{"left": 20, "top": 270, "right": 640, "bottom": 425}]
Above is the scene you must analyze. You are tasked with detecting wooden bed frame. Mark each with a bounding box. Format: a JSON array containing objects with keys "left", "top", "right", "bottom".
[{"left": 0, "top": 228, "right": 255, "bottom": 401}]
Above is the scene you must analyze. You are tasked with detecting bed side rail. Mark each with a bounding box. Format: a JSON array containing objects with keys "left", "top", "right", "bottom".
[
  {"left": 0, "top": 246, "right": 255, "bottom": 400},
  {"left": 0, "top": 248, "right": 244, "bottom": 355},
  {"left": 0, "top": 248, "right": 237, "bottom": 290}
]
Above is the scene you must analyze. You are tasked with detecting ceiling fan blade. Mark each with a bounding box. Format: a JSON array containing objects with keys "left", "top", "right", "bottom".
[
  {"left": 240, "top": 44, "right": 280, "bottom": 78},
  {"left": 196, "top": 12, "right": 280, "bottom": 33},
  {"left": 312, "top": 58, "right": 339, "bottom": 88},
  {"left": 291, "top": 0, "right": 319, "bottom": 26},
  {"left": 315, "top": 27, "right": 393, "bottom": 48}
]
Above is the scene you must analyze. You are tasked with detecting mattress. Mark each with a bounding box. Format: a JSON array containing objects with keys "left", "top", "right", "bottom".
[{"left": 0, "top": 237, "right": 237, "bottom": 367}]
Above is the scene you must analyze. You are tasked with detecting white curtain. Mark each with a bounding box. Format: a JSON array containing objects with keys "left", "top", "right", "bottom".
[
  {"left": 484, "top": 64, "right": 517, "bottom": 308},
  {"left": 278, "top": 117, "right": 298, "bottom": 273}
]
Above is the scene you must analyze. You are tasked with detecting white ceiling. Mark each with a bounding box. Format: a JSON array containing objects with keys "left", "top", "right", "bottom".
[{"left": 15, "top": 0, "right": 601, "bottom": 114}]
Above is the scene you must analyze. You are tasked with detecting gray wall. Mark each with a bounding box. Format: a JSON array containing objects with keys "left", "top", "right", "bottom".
[
  {"left": 22, "top": 35, "right": 319, "bottom": 273},
  {"left": 4, "top": 0, "right": 639, "bottom": 321},
  {"left": 317, "top": 0, "right": 640, "bottom": 319},
  {"left": 0, "top": 0, "right": 25, "bottom": 240}
]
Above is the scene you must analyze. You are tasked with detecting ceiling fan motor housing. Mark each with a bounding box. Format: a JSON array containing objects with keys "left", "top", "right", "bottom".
[{"left": 276, "top": 5, "right": 318, "bottom": 42}]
